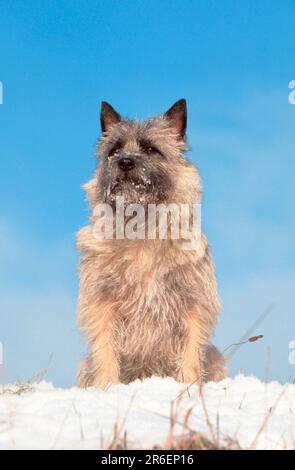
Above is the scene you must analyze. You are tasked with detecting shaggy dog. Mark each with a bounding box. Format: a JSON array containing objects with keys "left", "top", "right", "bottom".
[{"left": 77, "top": 99, "right": 227, "bottom": 388}]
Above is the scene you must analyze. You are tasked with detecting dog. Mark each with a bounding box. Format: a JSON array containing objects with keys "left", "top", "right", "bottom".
[{"left": 77, "top": 99, "right": 227, "bottom": 388}]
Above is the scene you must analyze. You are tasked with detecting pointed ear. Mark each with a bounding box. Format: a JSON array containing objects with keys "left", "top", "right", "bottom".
[
  {"left": 164, "top": 99, "right": 187, "bottom": 140},
  {"left": 100, "top": 101, "right": 121, "bottom": 133}
]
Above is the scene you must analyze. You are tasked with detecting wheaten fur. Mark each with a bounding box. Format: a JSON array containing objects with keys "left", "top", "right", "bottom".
[{"left": 78, "top": 100, "right": 227, "bottom": 388}]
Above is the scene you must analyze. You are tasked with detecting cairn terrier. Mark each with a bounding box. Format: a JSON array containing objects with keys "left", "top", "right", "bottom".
[{"left": 77, "top": 99, "right": 227, "bottom": 388}]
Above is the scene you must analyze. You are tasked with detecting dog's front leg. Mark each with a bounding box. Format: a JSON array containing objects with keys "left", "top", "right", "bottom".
[
  {"left": 177, "top": 310, "right": 206, "bottom": 385},
  {"left": 78, "top": 300, "right": 120, "bottom": 389}
]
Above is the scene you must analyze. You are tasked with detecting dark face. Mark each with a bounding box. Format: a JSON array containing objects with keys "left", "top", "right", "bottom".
[
  {"left": 97, "top": 100, "right": 187, "bottom": 207},
  {"left": 98, "top": 136, "right": 174, "bottom": 206}
]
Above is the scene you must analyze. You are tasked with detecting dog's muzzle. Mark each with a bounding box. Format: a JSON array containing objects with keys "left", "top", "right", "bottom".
[{"left": 118, "top": 156, "right": 136, "bottom": 172}]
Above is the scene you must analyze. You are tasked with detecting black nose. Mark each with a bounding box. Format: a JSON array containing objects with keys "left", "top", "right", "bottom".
[{"left": 118, "top": 157, "right": 135, "bottom": 172}]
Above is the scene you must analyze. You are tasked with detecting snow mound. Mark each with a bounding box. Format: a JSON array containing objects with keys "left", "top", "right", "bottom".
[{"left": 0, "top": 375, "right": 294, "bottom": 450}]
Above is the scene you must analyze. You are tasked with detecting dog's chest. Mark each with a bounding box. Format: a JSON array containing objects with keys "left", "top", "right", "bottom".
[
  {"left": 97, "top": 243, "right": 192, "bottom": 362},
  {"left": 99, "top": 241, "right": 194, "bottom": 316},
  {"left": 110, "top": 247, "right": 189, "bottom": 378}
]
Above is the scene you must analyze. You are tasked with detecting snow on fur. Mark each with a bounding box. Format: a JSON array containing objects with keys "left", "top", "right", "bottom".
[{"left": 0, "top": 374, "right": 294, "bottom": 450}]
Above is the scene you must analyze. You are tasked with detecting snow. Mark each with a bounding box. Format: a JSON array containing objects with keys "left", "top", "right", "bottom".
[{"left": 0, "top": 375, "right": 294, "bottom": 450}]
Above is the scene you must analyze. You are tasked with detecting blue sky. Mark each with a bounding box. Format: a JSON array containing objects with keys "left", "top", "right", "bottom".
[{"left": 0, "top": 0, "right": 295, "bottom": 386}]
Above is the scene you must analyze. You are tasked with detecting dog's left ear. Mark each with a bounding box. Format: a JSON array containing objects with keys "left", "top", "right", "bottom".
[
  {"left": 100, "top": 101, "right": 121, "bottom": 133},
  {"left": 164, "top": 99, "right": 187, "bottom": 140}
]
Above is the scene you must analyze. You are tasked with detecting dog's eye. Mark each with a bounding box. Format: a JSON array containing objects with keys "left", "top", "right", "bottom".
[
  {"left": 145, "top": 146, "right": 156, "bottom": 154},
  {"left": 108, "top": 143, "right": 122, "bottom": 157},
  {"left": 141, "top": 143, "right": 158, "bottom": 155}
]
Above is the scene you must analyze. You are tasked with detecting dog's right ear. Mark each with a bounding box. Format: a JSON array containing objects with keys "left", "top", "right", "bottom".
[
  {"left": 164, "top": 99, "right": 187, "bottom": 140},
  {"left": 100, "top": 102, "right": 121, "bottom": 133}
]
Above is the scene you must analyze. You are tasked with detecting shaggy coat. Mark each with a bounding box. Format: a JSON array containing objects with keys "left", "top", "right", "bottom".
[{"left": 77, "top": 100, "right": 227, "bottom": 388}]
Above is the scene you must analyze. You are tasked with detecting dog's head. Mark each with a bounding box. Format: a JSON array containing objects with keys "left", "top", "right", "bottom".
[{"left": 85, "top": 100, "right": 202, "bottom": 208}]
